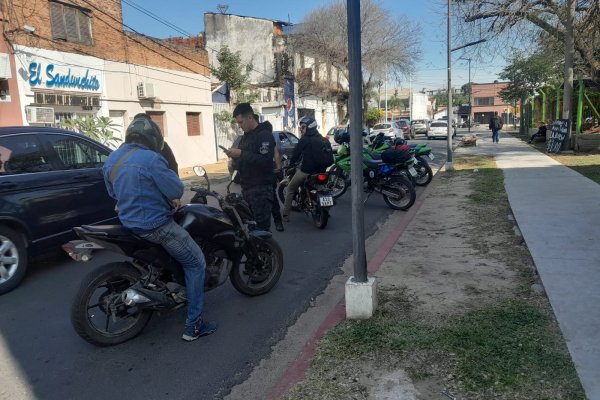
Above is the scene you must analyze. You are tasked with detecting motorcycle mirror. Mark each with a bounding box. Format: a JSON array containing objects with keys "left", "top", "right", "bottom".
[{"left": 193, "top": 165, "right": 207, "bottom": 177}]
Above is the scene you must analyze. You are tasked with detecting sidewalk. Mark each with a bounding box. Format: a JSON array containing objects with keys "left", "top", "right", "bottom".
[{"left": 460, "top": 132, "right": 600, "bottom": 399}]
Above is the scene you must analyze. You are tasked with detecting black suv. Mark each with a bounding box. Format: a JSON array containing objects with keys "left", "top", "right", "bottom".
[{"left": 0, "top": 127, "right": 117, "bottom": 294}]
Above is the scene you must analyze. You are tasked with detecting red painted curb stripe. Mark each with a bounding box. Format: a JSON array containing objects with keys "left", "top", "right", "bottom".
[{"left": 266, "top": 164, "right": 444, "bottom": 400}]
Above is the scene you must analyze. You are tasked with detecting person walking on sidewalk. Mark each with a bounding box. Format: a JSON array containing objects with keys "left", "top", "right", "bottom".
[
  {"left": 282, "top": 116, "right": 334, "bottom": 222},
  {"left": 489, "top": 112, "right": 503, "bottom": 143},
  {"left": 226, "top": 103, "right": 275, "bottom": 231},
  {"left": 103, "top": 116, "right": 217, "bottom": 342}
]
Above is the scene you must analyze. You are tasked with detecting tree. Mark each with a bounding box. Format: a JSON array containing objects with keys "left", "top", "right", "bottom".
[
  {"left": 497, "top": 52, "right": 562, "bottom": 104},
  {"left": 210, "top": 46, "right": 254, "bottom": 103},
  {"left": 453, "top": 0, "right": 600, "bottom": 122},
  {"left": 61, "top": 116, "right": 121, "bottom": 148},
  {"left": 291, "top": 0, "right": 421, "bottom": 124}
]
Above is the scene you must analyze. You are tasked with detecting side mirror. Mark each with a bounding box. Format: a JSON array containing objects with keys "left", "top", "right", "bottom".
[{"left": 193, "top": 165, "right": 207, "bottom": 177}]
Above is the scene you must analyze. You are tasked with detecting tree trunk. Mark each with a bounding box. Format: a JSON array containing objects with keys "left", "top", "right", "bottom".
[{"left": 562, "top": 0, "right": 576, "bottom": 148}]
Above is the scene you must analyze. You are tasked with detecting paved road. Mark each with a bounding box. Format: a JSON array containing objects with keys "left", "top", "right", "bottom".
[{"left": 0, "top": 134, "right": 453, "bottom": 400}]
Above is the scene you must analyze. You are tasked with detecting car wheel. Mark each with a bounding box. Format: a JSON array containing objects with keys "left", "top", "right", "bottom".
[{"left": 0, "top": 226, "right": 28, "bottom": 295}]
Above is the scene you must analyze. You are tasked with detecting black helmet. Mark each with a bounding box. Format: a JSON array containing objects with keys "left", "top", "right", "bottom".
[
  {"left": 125, "top": 117, "right": 164, "bottom": 152},
  {"left": 394, "top": 137, "right": 407, "bottom": 146},
  {"left": 298, "top": 116, "right": 317, "bottom": 129},
  {"left": 334, "top": 129, "right": 350, "bottom": 144}
]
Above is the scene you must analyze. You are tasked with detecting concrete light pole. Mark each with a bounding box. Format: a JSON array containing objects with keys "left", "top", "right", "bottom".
[{"left": 345, "top": 0, "right": 376, "bottom": 319}]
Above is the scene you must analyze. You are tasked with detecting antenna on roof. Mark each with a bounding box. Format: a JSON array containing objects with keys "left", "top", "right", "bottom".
[{"left": 217, "top": 4, "right": 229, "bottom": 14}]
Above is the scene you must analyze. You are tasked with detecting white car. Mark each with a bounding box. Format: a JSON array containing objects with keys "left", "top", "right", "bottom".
[{"left": 427, "top": 120, "right": 449, "bottom": 140}]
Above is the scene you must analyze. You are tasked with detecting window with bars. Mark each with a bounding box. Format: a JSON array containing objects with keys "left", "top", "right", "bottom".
[
  {"left": 474, "top": 97, "right": 495, "bottom": 106},
  {"left": 49, "top": 1, "right": 93, "bottom": 45},
  {"left": 186, "top": 112, "right": 201, "bottom": 136}
]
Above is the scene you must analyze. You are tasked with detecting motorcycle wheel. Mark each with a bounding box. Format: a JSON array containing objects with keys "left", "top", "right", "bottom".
[
  {"left": 330, "top": 170, "right": 348, "bottom": 199},
  {"left": 277, "top": 181, "right": 300, "bottom": 211},
  {"left": 414, "top": 157, "right": 433, "bottom": 186},
  {"left": 71, "top": 262, "right": 152, "bottom": 346},
  {"left": 393, "top": 169, "right": 416, "bottom": 187},
  {"left": 382, "top": 176, "right": 416, "bottom": 210},
  {"left": 311, "top": 203, "right": 329, "bottom": 229},
  {"left": 230, "top": 238, "right": 283, "bottom": 296}
]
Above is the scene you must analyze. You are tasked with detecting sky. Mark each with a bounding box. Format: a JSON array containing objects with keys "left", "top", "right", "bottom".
[{"left": 121, "top": 0, "right": 504, "bottom": 91}]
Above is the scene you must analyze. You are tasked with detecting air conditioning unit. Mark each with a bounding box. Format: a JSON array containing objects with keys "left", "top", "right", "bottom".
[
  {"left": 25, "top": 106, "right": 54, "bottom": 124},
  {"left": 137, "top": 82, "right": 155, "bottom": 99}
]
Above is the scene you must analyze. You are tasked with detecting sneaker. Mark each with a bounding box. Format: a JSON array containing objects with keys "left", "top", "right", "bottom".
[
  {"left": 274, "top": 220, "right": 284, "bottom": 232},
  {"left": 182, "top": 319, "right": 218, "bottom": 342}
]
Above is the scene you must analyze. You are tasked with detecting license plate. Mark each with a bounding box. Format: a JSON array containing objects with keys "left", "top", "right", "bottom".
[
  {"left": 408, "top": 167, "right": 418, "bottom": 177},
  {"left": 319, "top": 195, "right": 334, "bottom": 206},
  {"left": 428, "top": 153, "right": 435, "bottom": 160}
]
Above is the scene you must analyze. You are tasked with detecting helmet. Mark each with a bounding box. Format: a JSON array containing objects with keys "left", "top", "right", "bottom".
[
  {"left": 334, "top": 129, "right": 350, "bottom": 144},
  {"left": 393, "top": 137, "right": 407, "bottom": 146},
  {"left": 298, "top": 116, "right": 317, "bottom": 129},
  {"left": 125, "top": 117, "right": 164, "bottom": 152}
]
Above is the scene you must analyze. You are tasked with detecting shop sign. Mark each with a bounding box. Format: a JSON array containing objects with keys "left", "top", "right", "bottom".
[{"left": 28, "top": 61, "right": 100, "bottom": 92}]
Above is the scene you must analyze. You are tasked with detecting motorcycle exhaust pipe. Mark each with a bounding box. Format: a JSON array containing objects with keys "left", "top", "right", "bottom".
[{"left": 121, "top": 289, "right": 151, "bottom": 306}]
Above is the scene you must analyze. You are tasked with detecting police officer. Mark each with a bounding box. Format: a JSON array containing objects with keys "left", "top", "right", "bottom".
[{"left": 226, "top": 103, "right": 275, "bottom": 231}]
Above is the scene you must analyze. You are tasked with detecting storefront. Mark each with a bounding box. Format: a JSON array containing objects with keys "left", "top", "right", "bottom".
[{"left": 13, "top": 46, "right": 107, "bottom": 126}]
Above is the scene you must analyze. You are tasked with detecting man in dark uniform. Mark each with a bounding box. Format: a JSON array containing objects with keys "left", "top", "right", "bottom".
[{"left": 225, "top": 103, "right": 275, "bottom": 231}]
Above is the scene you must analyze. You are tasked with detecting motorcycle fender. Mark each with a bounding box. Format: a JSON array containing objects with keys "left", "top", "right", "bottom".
[{"left": 249, "top": 230, "right": 273, "bottom": 240}]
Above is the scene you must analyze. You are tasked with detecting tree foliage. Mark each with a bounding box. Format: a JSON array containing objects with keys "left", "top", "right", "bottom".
[
  {"left": 497, "top": 52, "right": 562, "bottom": 103},
  {"left": 61, "top": 116, "right": 121, "bottom": 148},
  {"left": 210, "top": 46, "right": 258, "bottom": 103},
  {"left": 291, "top": 0, "right": 422, "bottom": 123}
]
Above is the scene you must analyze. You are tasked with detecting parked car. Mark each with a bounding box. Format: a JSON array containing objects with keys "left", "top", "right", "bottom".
[
  {"left": 395, "top": 119, "right": 411, "bottom": 139},
  {"left": 427, "top": 120, "right": 449, "bottom": 139},
  {"left": 227, "top": 130, "right": 299, "bottom": 175},
  {"left": 326, "top": 126, "right": 347, "bottom": 152},
  {"left": 370, "top": 123, "right": 398, "bottom": 140},
  {"left": 410, "top": 119, "right": 429, "bottom": 137},
  {"left": 0, "top": 127, "right": 118, "bottom": 294}
]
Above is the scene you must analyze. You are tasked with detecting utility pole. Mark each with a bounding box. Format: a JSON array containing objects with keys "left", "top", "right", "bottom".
[
  {"left": 409, "top": 74, "right": 412, "bottom": 121},
  {"left": 467, "top": 58, "right": 471, "bottom": 133},
  {"left": 345, "top": 0, "right": 376, "bottom": 319},
  {"left": 385, "top": 70, "right": 388, "bottom": 122},
  {"left": 446, "top": 0, "right": 453, "bottom": 171}
]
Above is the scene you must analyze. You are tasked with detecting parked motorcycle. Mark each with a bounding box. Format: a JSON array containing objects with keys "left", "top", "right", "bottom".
[
  {"left": 276, "top": 161, "right": 335, "bottom": 229},
  {"left": 64, "top": 167, "right": 283, "bottom": 346}
]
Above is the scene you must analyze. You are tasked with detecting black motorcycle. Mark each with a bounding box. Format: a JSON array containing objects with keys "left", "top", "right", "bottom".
[
  {"left": 276, "top": 162, "right": 335, "bottom": 229},
  {"left": 64, "top": 168, "right": 283, "bottom": 346}
]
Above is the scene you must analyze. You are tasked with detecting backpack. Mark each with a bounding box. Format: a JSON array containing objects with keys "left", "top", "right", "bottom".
[
  {"left": 312, "top": 138, "right": 335, "bottom": 172},
  {"left": 494, "top": 117, "right": 504, "bottom": 130}
]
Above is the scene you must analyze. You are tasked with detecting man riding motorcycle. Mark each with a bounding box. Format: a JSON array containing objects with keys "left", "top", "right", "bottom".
[{"left": 282, "top": 116, "right": 333, "bottom": 222}]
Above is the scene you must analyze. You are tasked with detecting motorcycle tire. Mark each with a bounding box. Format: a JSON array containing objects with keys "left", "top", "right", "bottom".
[
  {"left": 71, "top": 262, "right": 152, "bottom": 346},
  {"left": 393, "top": 168, "right": 417, "bottom": 187},
  {"left": 311, "top": 203, "right": 329, "bottom": 229},
  {"left": 277, "top": 181, "right": 300, "bottom": 211},
  {"left": 230, "top": 238, "right": 283, "bottom": 296},
  {"left": 414, "top": 157, "right": 433, "bottom": 186},
  {"left": 382, "top": 176, "right": 416, "bottom": 211},
  {"left": 330, "top": 169, "right": 348, "bottom": 199}
]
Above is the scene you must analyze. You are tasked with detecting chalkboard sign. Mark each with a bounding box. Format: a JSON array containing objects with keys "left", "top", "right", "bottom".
[{"left": 547, "top": 119, "right": 570, "bottom": 153}]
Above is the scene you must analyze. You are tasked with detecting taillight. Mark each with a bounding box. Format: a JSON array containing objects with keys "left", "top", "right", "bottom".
[{"left": 317, "top": 174, "right": 328, "bottom": 182}]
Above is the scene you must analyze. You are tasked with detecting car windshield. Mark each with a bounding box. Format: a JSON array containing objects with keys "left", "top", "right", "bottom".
[
  {"left": 430, "top": 122, "right": 447, "bottom": 127},
  {"left": 413, "top": 120, "right": 426, "bottom": 125},
  {"left": 398, "top": 120, "right": 409, "bottom": 127}
]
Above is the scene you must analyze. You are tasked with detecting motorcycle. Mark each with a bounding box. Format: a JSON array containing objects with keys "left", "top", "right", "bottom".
[
  {"left": 276, "top": 161, "right": 335, "bottom": 229},
  {"left": 63, "top": 167, "right": 284, "bottom": 346},
  {"left": 328, "top": 144, "right": 416, "bottom": 210}
]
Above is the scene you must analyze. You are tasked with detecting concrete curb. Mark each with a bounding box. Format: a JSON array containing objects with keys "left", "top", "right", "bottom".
[{"left": 265, "top": 162, "right": 446, "bottom": 400}]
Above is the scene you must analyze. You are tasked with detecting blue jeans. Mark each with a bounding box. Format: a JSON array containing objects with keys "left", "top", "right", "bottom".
[
  {"left": 492, "top": 129, "right": 500, "bottom": 142},
  {"left": 139, "top": 219, "right": 206, "bottom": 330}
]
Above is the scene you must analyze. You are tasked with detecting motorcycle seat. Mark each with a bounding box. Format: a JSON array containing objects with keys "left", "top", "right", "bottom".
[
  {"left": 364, "top": 158, "right": 384, "bottom": 168},
  {"left": 80, "top": 224, "right": 131, "bottom": 236}
]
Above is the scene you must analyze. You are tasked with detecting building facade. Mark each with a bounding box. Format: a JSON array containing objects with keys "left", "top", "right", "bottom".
[
  {"left": 470, "top": 81, "right": 516, "bottom": 125},
  {"left": 0, "top": 0, "right": 216, "bottom": 173}
]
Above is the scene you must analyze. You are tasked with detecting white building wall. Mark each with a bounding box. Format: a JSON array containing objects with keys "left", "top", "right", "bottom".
[
  {"left": 296, "top": 96, "right": 340, "bottom": 134},
  {"left": 204, "top": 13, "right": 275, "bottom": 85},
  {"left": 104, "top": 61, "right": 217, "bottom": 169}
]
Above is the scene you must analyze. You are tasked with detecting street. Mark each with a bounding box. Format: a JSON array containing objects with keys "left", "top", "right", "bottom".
[{"left": 0, "top": 136, "right": 453, "bottom": 400}]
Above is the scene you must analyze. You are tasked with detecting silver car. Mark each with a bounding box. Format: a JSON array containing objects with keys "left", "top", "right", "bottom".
[{"left": 410, "top": 120, "right": 429, "bottom": 137}]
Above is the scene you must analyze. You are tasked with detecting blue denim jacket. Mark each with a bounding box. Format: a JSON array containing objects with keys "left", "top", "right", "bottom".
[{"left": 103, "top": 143, "right": 184, "bottom": 232}]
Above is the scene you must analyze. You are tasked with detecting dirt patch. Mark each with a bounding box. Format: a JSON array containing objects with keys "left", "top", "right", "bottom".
[{"left": 283, "top": 156, "right": 583, "bottom": 400}]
